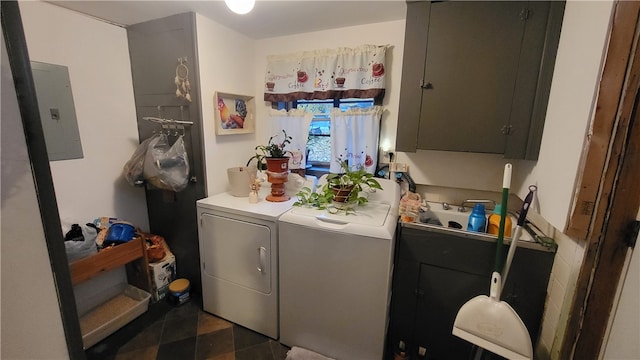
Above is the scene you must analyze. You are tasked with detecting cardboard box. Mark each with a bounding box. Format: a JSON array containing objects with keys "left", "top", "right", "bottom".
[{"left": 148, "top": 250, "right": 176, "bottom": 302}]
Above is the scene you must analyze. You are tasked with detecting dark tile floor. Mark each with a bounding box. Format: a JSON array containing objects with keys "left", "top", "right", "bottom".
[{"left": 86, "top": 293, "right": 289, "bottom": 360}]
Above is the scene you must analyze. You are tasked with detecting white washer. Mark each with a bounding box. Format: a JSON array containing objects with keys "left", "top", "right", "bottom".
[
  {"left": 278, "top": 178, "right": 400, "bottom": 360},
  {"left": 196, "top": 174, "right": 316, "bottom": 339}
]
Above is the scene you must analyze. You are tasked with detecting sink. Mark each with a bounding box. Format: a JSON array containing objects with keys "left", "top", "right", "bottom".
[{"left": 418, "top": 201, "right": 532, "bottom": 242}]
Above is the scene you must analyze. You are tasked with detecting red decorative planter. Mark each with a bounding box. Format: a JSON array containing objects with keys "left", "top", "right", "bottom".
[{"left": 265, "top": 157, "right": 290, "bottom": 202}]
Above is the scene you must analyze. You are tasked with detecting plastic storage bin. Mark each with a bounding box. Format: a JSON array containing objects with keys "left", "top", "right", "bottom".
[{"left": 79, "top": 284, "right": 151, "bottom": 348}]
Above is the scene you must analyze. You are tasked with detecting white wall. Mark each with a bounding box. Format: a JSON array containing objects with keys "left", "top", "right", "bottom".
[
  {"left": 18, "top": 0, "right": 152, "bottom": 328},
  {"left": 196, "top": 14, "right": 259, "bottom": 196},
  {"left": 521, "top": 0, "right": 614, "bottom": 232},
  {"left": 534, "top": 2, "right": 614, "bottom": 358},
  {"left": 19, "top": 1, "right": 149, "bottom": 231},
  {"left": 1, "top": 29, "right": 69, "bottom": 360}
]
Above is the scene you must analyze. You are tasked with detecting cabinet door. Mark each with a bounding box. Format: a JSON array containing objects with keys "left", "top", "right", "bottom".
[
  {"left": 418, "top": 1, "right": 526, "bottom": 153},
  {"left": 414, "top": 264, "right": 489, "bottom": 359},
  {"left": 200, "top": 213, "right": 272, "bottom": 294},
  {"left": 397, "top": 1, "right": 564, "bottom": 159},
  {"left": 387, "top": 225, "right": 556, "bottom": 359}
]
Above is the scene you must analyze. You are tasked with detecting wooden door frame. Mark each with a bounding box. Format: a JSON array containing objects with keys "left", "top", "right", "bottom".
[{"left": 561, "top": 1, "right": 640, "bottom": 358}]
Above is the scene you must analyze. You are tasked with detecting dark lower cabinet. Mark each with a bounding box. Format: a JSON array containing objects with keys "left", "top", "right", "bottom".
[{"left": 387, "top": 223, "right": 555, "bottom": 359}]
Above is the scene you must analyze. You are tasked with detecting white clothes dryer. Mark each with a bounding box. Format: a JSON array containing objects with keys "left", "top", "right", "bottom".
[
  {"left": 278, "top": 178, "right": 400, "bottom": 360},
  {"left": 196, "top": 174, "right": 316, "bottom": 339}
]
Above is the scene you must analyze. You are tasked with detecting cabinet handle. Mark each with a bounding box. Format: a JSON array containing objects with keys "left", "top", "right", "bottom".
[
  {"left": 420, "top": 80, "right": 433, "bottom": 90},
  {"left": 257, "top": 246, "right": 267, "bottom": 273}
]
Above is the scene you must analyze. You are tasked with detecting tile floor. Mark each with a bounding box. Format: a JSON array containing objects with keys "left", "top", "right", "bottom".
[{"left": 85, "top": 294, "right": 289, "bottom": 360}]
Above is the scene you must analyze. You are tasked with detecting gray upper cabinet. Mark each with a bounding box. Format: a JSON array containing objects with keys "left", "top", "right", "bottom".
[{"left": 396, "top": 1, "right": 565, "bottom": 160}]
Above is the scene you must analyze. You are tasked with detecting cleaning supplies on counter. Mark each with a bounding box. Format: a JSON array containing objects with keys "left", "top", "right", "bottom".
[
  {"left": 487, "top": 204, "right": 512, "bottom": 237},
  {"left": 467, "top": 203, "right": 487, "bottom": 232},
  {"left": 399, "top": 192, "right": 422, "bottom": 223}
]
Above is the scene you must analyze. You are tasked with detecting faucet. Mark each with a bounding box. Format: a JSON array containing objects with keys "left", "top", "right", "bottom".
[{"left": 458, "top": 199, "right": 496, "bottom": 212}]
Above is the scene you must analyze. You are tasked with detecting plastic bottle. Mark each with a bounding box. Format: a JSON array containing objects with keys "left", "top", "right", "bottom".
[
  {"left": 487, "top": 204, "right": 512, "bottom": 237},
  {"left": 467, "top": 203, "right": 487, "bottom": 232}
]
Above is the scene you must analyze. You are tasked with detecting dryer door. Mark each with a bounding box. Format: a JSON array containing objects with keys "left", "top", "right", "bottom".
[{"left": 200, "top": 213, "right": 272, "bottom": 294}]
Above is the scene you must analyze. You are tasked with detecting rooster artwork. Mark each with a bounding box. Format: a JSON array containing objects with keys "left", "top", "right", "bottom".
[{"left": 217, "top": 97, "right": 247, "bottom": 129}]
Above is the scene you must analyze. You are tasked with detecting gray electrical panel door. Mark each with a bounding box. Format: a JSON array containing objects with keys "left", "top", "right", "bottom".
[{"left": 30, "top": 61, "right": 83, "bottom": 161}]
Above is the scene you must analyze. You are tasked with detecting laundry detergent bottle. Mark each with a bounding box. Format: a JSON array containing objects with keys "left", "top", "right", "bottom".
[
  {"left": 467, "top": 203, "right": 487, "bottom": 232},
  {"left": 487, "top": 204, "right": 512, "bottom": 237}
]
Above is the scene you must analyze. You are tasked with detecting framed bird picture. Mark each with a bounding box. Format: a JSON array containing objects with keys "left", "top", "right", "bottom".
[{"left": 214, "top": 92, "right": 255, "bottom": 135}]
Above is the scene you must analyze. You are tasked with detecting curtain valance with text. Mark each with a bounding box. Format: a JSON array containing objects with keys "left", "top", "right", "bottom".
[{"left": 264, "top": 44, "right": 388, "bottom": 103}]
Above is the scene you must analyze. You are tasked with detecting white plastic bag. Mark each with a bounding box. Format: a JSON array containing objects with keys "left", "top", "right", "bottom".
[
  {"left": 143, "top": 134, "right": 190, "bottom": 192},
  {"left": 122, "top": 136, "right": 154, "bottom": 186},
  {"left": 64, "top": 224, "right": 98, "bottom": 262}
]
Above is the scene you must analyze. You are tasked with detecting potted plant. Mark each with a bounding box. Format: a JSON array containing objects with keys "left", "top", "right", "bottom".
[
  {"left": 246, "top": 129, "right": 292, "bottom": 172},
  {"left": 324, "top": 159, "right": 383, "bottom": 207},
  {"left": 294, "top": 159, "right": 383, "bottom": 212},
  {"left": 246, "top": 130, "right": 293, "bottom": 202}
]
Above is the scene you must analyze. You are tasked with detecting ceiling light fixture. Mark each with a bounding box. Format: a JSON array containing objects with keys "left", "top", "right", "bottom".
[{"left": 225, "top": 0, "right": 255, "bottom": 15}]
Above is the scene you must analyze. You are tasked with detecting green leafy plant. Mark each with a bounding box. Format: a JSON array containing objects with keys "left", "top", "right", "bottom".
[
  {"left": 292, "top": 159, "right": 383, "bottom": 212},
  {"left": 246, "top": 129, "right": 292, "bottom": 168},
  {"left": 292, "top": 186, "right": 334, "bottom": 209},
  {"left": 323, "top": 159, "right": 383, "bottom": 206}
]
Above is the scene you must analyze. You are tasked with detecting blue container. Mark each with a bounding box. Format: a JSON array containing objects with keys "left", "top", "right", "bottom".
[
  {"left": 104, "top": 222, "right": 136, "bottom": 243},
  {"left": 467, "top": 204, "right": 487, "bottom": 232}
]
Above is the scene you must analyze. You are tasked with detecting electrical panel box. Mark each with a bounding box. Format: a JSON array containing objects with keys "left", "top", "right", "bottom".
[{"left": 31, "top": 61, "right": 83, "bottom": 161}]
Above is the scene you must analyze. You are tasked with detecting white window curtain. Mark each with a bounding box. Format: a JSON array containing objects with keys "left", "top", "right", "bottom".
[
  {"left": 330, "top": 106, "right": 383, "bottom": 174},
  {"left": 269, "top": 108, "right": 313, "bottom": 170}
]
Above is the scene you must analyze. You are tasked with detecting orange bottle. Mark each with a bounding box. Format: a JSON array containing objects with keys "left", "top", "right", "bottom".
[{"left": 487, "top": 204, "right": 512, "bottom": 237}]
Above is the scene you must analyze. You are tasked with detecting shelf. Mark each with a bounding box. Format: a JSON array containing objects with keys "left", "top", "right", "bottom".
[
  {"left": 69, "top": 237, "right": 145, "bottom": 285},
  {"left": 69, "top": 236, "right": 152, "bottom": 348}
]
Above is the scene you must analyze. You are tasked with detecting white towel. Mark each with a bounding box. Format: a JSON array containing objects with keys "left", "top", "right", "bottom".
[{"left": 285, "top": 346, "right": 335, "bottom": 360}]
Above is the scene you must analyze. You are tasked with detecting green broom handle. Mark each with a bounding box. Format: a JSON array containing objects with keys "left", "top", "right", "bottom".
[{"left": 494, "top": 164, "right": 511, "bottom": 273}]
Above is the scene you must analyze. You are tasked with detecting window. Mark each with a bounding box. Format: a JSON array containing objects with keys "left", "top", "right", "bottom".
[{"left": 284, "top": 98, "right": 375, "bottom": 171}]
